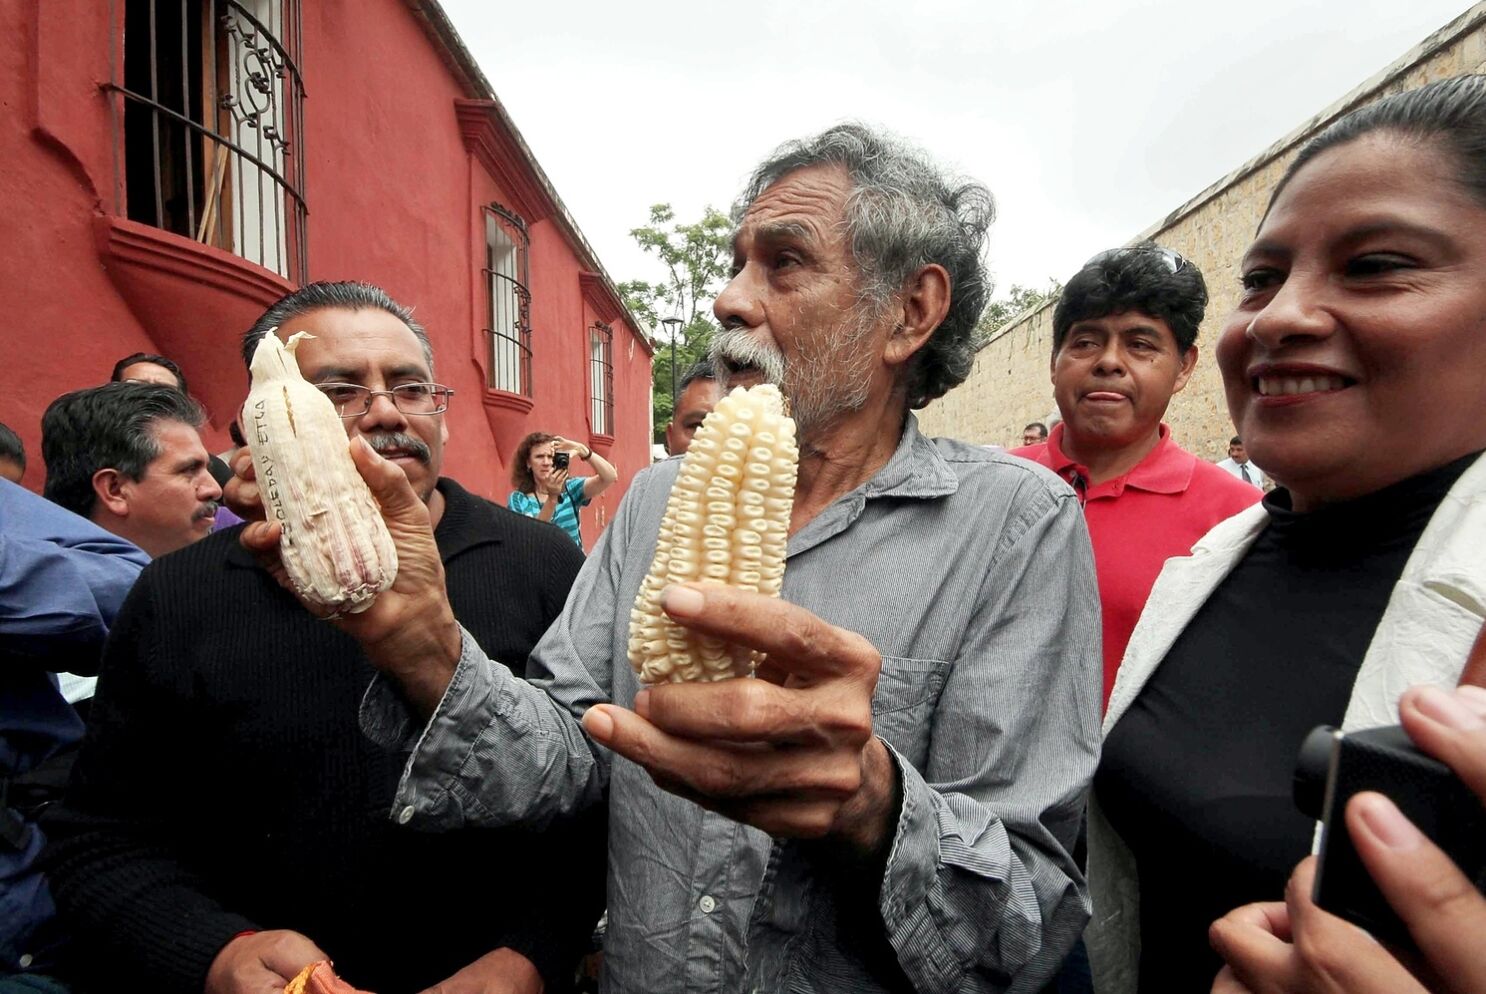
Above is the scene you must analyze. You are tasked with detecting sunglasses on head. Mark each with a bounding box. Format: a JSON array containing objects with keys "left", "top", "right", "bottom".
[{"left": 1083, "top": 245, "right": 1188, "bottom": 275}]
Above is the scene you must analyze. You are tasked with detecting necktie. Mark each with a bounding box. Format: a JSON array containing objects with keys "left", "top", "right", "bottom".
[{"left": 1240, "top": 464, "right": 1252, "bottom": 484}]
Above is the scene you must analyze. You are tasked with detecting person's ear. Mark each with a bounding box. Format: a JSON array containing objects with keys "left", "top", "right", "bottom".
[
  {"left": 92, "top": 468, "right": 131, "bottom": 518},
  {"left": 1172, "top": 345, "right": 1199, "bottom": 394},
  {"left": 884, "top": 264, "right": 951, "bottom": 369}
]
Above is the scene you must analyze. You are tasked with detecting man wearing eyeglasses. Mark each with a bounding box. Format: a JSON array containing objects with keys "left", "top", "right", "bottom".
[
  {"left": 44, "top": 283, "right": 605, "bottom": 994},
  {"left": 1012, "top": 243, "right": 1260, "bottom": 708}
]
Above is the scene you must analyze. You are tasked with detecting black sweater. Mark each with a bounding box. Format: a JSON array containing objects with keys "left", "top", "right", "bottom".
[{"left": 43, "top": 479, "right": 605, "bottom": 994}]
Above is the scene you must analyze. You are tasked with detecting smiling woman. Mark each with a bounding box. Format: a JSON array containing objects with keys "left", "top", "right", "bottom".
[{"left": 1086, "top": 74, "right": 1486, "bottom": 994}]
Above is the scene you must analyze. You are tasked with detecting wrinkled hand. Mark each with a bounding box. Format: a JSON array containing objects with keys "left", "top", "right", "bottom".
[
  {"left": 581, "top": 583, "right": 899, "bottom": 855},
  {"left": 417, "top": 947, "right": 543, "bottom": 994},
  {"left": 1209, "top": 684, "right": 1486, "bottom": 994},
  {"left": 241, "top": 436, "right": 461, "bottom": 714},
  {"left": 205, "top": 929, "right": 328, "bottom": 994}
]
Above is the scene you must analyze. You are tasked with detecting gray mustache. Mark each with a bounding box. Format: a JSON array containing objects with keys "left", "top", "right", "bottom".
[{"left": 366, "top": 432, "right": 431, "bottom": 463}]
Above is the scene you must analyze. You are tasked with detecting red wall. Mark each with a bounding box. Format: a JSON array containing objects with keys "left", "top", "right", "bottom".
[{"left": 1, "top": 0, "right": 652, "bottom": 550}]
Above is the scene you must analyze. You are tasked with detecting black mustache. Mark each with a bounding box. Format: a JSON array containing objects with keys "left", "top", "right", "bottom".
[{"left": 366, "top": 433, "right": 431, "bottom": 463}]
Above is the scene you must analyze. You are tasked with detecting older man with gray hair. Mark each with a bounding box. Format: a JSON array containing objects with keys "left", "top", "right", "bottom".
[{"left": 257, "top": 124, "right": 1101, "bottom": 992}]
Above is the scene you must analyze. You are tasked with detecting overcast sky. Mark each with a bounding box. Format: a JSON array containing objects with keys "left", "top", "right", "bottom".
[{"left": 438, "top": 0, "right": 1475, "bottom": 307}]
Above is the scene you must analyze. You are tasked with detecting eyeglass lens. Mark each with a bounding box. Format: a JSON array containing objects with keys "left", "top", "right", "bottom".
[{"left": 320, "top": 384, "right": 450, "bottom": 416}]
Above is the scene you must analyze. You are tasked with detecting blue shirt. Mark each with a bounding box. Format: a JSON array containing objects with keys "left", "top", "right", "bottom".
[
  {"left": 0, "top": 478, "right": 148, "bottom": 967},
  {"left": 508, "top": 477, "right": 590, "bottom": 548}
]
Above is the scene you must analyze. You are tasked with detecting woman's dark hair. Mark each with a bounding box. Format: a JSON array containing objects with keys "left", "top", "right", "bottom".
[
  {"left": 111, "top": 352, "right": 188, "bottom": 394},
  {"left": 510, "top": 431, "right": 556, "bottom": 494},
  {"left": 1051, "top": 243, "right": 1208, "bottom": 354},
  {"left": 1269, "top": 74, "right": 1486, "bottom": 214}
]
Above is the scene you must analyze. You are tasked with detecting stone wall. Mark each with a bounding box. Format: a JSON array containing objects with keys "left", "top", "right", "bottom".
[{"left": 919, "top": 4, "right": 1486, "bottom": 460}]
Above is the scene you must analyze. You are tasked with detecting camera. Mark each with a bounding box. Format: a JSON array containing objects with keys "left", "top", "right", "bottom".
[
  {"left": 1293, "top": 723, "right": 1486, "bottom": 944},
  {"left": 552, "top": 451, "right": 570, "bottom": 470}
]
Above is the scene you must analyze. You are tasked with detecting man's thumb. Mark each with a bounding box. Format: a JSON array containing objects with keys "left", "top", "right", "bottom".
[{"left": 349, "top": 436, "right": 420, "bottom": 517}]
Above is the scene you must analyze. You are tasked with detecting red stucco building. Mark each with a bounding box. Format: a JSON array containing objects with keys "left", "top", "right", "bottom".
[{"left": 2, "top": 0, "right": 652, "bottom": 546}]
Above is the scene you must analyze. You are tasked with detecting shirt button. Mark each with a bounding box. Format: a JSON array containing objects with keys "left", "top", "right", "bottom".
[
  {"left": 698, "top": 895, "right": 716, "bottom": 913},
  {"left": 18, "top": 954, "right": 33, "bottom": 969},
  {"left": 397, "top": 805, "right": 415, "bottom": 825}
]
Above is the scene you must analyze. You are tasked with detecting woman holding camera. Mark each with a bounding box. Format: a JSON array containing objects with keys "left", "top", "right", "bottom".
[
  {"left": 508, "top": 432, "right": 617, "bottom": 548},
  {"left": 1086, "top": 75, "right": 1486, "bottom": 993}
]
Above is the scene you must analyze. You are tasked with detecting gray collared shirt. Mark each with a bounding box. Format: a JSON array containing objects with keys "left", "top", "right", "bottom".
[{"left": 363, "top": 416, "right": 1101, "bottom": 993}]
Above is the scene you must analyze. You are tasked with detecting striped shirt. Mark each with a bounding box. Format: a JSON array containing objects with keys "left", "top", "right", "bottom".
[
  {"left": 508, "top": 477, "right": 590, "bottom": 548},
  {"left": 366, "top": 416, "right": 1101, "bottom": 993}
]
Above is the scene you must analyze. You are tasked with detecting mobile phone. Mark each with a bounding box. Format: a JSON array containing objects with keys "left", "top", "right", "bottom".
[
  {"left": 1293, "top": 723, "right": 1486, "bottom": 944},
  {"left": 553, "top": 451, "right": 570, "bottom": 470}
]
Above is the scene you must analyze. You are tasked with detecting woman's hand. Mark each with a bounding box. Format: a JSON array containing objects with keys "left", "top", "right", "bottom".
[
  {"left": 550, "top": 435, "right": 590, "bottom": 460},
  {"left": 543, "top": 467, "right": 571, "bottom": 499},
  {"left": 1209, "top": 684, "right": 1486, "bottom": 993},
  {"left": 549, "top": 435, "right": 619, "bottom": 501}
]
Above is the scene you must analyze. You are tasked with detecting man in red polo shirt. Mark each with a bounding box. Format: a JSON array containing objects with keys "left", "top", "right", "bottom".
[{"left": 1013, "top": 243, "right": 1259, "bottom": 708}]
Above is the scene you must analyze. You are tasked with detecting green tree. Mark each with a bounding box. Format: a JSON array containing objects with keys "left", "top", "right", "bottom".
[
  {"left": 617, "top": 204, "right": 733, "bottom": 441},
  {"left": 978, "top": 280, "right": 1063, "bottom": 334}
]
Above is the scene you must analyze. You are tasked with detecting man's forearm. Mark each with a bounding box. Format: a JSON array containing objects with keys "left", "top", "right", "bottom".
[
  {"left": 361, "top": 626, "right": 608, "bottom": 831},
  {"left": 362, "top": 599, "right": 462, "bottom": 718}
]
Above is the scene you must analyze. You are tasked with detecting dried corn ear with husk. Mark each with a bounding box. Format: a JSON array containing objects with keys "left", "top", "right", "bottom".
[
  {"left": 628, "top": 384, "right": 797, "bottom": 684},
  {"left": 245, "top": 330, "right": 397, "bottom": 615}
]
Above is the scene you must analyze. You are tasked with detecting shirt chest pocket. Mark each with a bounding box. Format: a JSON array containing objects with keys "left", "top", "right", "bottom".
[{"left": 870, "top": 655, "right": 950, "bottom": 765}]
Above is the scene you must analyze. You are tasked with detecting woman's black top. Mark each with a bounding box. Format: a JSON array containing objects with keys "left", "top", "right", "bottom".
[{"left": 1095, "top": 452, "right": 1479, "bottom": 993}]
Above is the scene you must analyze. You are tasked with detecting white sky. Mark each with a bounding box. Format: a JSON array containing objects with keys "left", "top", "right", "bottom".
[{"left": 438, "top": 0, "right": 1475, "bottom": 305}]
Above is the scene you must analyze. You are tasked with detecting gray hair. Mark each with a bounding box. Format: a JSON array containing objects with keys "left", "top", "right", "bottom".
[
  {"left": 735, "top": 123, "right": 995, "bottom": 408},
  {"left": 241, "top": 281, "right": 433, "bottom": 374}
]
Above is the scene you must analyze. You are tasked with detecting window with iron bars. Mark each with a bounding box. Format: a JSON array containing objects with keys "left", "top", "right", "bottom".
[
  {"left": 589, "top": 321, "right": 614, "bottom": 437},
  {"left": 484, "top": 205, "right": 532, "bottom": 395},
  {"left": 113, "top": 0, "right": 307, "bottom": 283}
]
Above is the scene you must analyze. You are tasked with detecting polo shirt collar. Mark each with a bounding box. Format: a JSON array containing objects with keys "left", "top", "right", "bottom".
[{"left": 1046, "top": 422, "right": 1194, "bottom": 498}]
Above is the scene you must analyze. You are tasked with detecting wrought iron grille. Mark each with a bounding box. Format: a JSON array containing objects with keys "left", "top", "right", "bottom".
[
  {"left": 589, "top": 321, "right": 614, "bottom": 436},
  {"left": 483, "top": 204, "right": 532, "bottom": 395},
  {"left": 110, "top": 0, "right": 307, "bottom": 282}
]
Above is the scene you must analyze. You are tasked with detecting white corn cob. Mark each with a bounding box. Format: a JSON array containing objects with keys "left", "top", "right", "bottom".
[
  {"left": 628, "top": 384, "right": 797, "bottom": 684},
  {"left": 244, "top": 330, "right": 398, "bottom": 615}
]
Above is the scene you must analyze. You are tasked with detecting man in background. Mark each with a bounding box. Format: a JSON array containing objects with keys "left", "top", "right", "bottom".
[
  {"left": 110, "top": 353, "right": 188, "bottom": 393},
  {"left": 1022, "top": 421, "right": 1048, "bottom": 447},
  {"left": 664, "top": 359, "right": 723, "bottom": 456},
  {"left": 1216, "top": 435, "right": 1266, "bottom": 489},
  {"left": 111, "top": 351, "right": 239, "bottom": 496},
  {"left": 1013, "top": 243, "right": 1258, "bottom": 705},
  {"left": 41, "top": 383, "right": 221, "bottom": 560}
]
